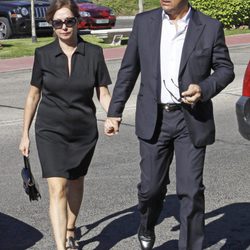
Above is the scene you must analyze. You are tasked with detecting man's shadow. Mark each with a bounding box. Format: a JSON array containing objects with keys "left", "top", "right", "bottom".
[
  {"left": 76, "top": 195, "right": 250, "bottom": 250},
  {"left": 204, "top": 203, "right": 250, "bottom": 249},
  {"left": 77, "top": 195, "right": 179, "bottom": 249},
  {"left": 0, "top": 212, "right": 43, "bottom": 250},
  {"left": 155, "top": 198, "right": 250, "bottom": 249}
]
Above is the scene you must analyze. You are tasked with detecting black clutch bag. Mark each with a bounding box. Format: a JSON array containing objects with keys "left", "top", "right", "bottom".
[{"left": 21, "top": 156, "right": 41, "bottom": 201}]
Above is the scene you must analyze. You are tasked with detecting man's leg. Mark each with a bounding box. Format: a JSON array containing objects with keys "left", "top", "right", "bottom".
[
  {"left": 138, "top": 137, "right": 174, "bottom": 231},
  {"left": 174, "top": 123, "right": 206, "bottom": 250},
  {"left": 137, "top": 109, "right": 178, "bottom": 232}
]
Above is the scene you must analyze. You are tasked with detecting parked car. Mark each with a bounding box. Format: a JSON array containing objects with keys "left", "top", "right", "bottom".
[
  {"left": 76, "top": 0, "right": 116, "bottom": 30},
  {"left": 0, "top": 0, "right": 52, "bottom": 40},
  {"left": 236, "top": 60, "right": 250, "bottom": 140}
]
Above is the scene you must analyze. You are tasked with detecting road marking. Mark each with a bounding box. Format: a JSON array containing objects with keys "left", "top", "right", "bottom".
[{"left": 0, "top": 119, "right": 23, "bottom": 126}]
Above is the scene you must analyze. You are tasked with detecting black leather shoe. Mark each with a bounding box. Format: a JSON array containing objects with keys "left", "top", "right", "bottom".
[{"left": 138, "top": 225, "right": 155, "bottom": 250}]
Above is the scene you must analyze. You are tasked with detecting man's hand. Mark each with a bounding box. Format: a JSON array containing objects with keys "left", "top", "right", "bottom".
[
  {"left": 104, "top": 117, "right": 122, "bottom": 136},
  {"left": 181, "top": 84, "right": 202, "bottom": 105}
]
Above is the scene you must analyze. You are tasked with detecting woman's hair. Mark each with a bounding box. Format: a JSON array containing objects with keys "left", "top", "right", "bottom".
[{"left": 46, "top": 0, "right": 80, "bottom": 22}]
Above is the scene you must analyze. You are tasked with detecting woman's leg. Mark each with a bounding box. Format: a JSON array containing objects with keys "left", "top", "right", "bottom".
[
  {"left": 47, "top": 177, "right": 68, "bottom": 250},
  {"left": 66, "top": 176, "right": 84, "bottom": 239}
]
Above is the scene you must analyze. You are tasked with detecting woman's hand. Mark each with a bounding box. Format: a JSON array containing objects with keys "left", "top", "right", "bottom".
[
  {"left": 104, "top": 117, "right": 122, "bottom": 136},
  {"left": 19, "top": 135, "right": 30, "bottom": 157}
]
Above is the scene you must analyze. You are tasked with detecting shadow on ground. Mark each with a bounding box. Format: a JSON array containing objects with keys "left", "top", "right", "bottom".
[
  {"left": 77, "top": 195, "right": 250, "bottom": 250},
  {"left": 0, "top": 212, "right": 43, "bottom": 249}
]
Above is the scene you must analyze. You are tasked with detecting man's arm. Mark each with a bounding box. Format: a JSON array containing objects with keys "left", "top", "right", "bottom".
[
  {"left": 107, "top": 15, "right": 141, "bottom": 118},
  {"left": 105, "top": 16, "right": 141, "bottom": 136},
  {"left": 198, "top": 22, "right": 235, "bottom": 102}
]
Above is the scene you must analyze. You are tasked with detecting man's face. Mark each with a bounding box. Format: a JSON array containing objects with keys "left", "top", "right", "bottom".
[{"left": 160, "top": 0, "right": 188, "bottom": 16}]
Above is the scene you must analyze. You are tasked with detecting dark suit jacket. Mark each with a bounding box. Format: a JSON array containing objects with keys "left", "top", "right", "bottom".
[{"left": 108, "top": 7, "right": 235, "bottom": 147}]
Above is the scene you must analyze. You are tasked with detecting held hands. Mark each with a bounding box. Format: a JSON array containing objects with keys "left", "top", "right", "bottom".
[
  {"left": 104, "top": 117, "right": 122, "bottom": 136},
  {"left": 181, "top": 84, "right": 202, "bottom": 105},
  {"left": 19, "top": 136, "right": 30, "bottom": 157}
]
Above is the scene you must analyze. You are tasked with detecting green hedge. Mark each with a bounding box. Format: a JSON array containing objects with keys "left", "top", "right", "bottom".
[
  {"left": 95, "top": 0, "right": 250, "bottom": 28},
  {"left": 190, "top": 0, "right": 250, "bottom": 28},
  {"left": 95, "top": 0, "right": 138, "bottom": 15},
  {"left": 95, "top": 0, "right": 160, "bottom": 15}
]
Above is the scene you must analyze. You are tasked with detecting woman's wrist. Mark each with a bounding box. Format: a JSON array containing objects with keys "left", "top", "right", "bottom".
[{"left": 22, "top": 131, "right": 29, "bottom": 138}]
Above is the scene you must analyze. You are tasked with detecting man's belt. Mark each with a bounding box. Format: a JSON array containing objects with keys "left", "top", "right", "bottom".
[{"left": 161, "top": 103, "right": 182, "bottom": 112}]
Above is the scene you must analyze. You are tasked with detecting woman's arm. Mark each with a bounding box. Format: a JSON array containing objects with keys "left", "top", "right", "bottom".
[
  {"left": 96, "top": 85, "right": 111, "bottom": 113},
  {"left": 19, "top": 85, "right": 41, "bottom": 156}
]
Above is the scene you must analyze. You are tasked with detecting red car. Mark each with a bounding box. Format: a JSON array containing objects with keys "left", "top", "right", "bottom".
[
  {"left": 236, "top": 60, "right": 250, "bottom": 140},
  {"left": 76, "top": 0, "right": 116, "bottom": 30}
]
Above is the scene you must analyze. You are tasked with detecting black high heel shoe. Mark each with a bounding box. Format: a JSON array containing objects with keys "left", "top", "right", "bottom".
[{"left": 66, "top": 228, "right": 79, "bottom": 250}]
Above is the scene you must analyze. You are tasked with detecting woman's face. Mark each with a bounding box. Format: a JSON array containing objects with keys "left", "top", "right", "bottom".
[{"left": 52, "top": 7, "right": 78, "bottom": 42}]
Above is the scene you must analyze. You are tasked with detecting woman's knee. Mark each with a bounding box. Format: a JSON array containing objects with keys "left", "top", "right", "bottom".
[
  {"left": 47, "top": 177, "right": 67, "bottom": 199},
  {"left": 68, "top": 177, "right": 84, "bottom": 191}
]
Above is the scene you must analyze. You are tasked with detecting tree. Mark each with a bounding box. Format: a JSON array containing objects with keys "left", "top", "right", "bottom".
[
  {"left": 31, "top": 0, "right": 37, "bottom": 42},
  {"left": 138, "top": 0, "right": 144, "bottom": 13}
]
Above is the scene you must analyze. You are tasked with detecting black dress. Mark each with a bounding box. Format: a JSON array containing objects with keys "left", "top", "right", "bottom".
[{"left": 30, "top": 37, "right": 111, "bottom": 179}]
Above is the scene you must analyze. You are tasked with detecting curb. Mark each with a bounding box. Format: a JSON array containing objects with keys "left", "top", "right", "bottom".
[{"left": 117, "top": 16, "right": 135, "bottom": 20}]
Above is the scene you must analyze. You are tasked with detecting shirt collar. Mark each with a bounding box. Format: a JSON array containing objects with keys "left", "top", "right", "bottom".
[
  {"left": 75, "top": 36, "right": 85, "bottom": 55},
  {"left": 162, "top": 7, "right": 192, "bottom": 25},
  {"left": 51, "top": 35, "right": 85, "bottom": 57}
]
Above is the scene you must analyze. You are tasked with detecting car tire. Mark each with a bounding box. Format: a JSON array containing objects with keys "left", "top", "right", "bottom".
[{"left": 0, "top": 17, "right": 12, "bottom": 40}]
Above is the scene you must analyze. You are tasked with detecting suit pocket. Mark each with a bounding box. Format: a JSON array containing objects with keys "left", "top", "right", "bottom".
[
  {"left": 194, "top": 48, "right": 211, "bottom": 57},
  {"left": 190, "top": 48, "right": 212, "bottom": 72}
]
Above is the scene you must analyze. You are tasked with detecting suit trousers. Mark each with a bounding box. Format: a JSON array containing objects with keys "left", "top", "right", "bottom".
[{"left": 137, "top": 108, "right": 206, "bottom": 250}]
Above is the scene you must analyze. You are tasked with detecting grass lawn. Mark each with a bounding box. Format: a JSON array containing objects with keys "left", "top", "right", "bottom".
[
  {"left": 225, "top": 29, "right": 250, "bottom": 36},
  {"left": 0, "top": 29, "right": 249, "bottom": 59},
  {"left": 0, "top": 34, "right": 116, "bottom": 59}
]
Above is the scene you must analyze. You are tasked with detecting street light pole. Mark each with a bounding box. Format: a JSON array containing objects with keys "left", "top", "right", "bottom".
[
  {"left": 31, "top": 0, "right": 37, "bottom": 43},
  {"left": 138, "top": 0, "right": 144, "bottom": 13}
]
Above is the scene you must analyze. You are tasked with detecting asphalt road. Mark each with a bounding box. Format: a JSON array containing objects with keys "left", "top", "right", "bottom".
[{"left": 0, "top": 44, "right": 250, "bottom": 250}]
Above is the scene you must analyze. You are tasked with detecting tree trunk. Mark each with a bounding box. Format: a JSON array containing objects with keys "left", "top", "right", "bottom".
[
  {"left": 138, "top": 0, "right": 144, "bottom": 13},
  {"left": 31, "top": 0, "right": 37, "bottom": 43}
]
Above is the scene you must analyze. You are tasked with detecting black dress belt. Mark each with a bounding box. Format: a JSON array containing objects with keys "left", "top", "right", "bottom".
[{"left": 160, "top": 103, "right": 182, "bottom": 112}]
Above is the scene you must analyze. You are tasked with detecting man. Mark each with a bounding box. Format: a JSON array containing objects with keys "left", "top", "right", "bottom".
[{"left": 104, "top": 0, "right": 235, "bottom": 249}]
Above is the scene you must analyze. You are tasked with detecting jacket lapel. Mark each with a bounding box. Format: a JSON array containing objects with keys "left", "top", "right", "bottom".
[
  {"left": 148, "top": 8, "right": 162, "bottom": 98},
  {"left": 179, "top": 9, "right": 205, "bottom": 77},
  {"left": 148, "top": 9, "right": 162, "bottom": 78}
]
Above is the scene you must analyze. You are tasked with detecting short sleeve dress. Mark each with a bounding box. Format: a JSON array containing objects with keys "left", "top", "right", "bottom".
[{"left": 30, "top": 37, "right": 111, "bottom": 179}]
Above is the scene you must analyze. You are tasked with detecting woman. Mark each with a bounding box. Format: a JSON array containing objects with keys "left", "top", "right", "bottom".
[{"left": 19, "top": 0, "right": 112, "bottom": 249}]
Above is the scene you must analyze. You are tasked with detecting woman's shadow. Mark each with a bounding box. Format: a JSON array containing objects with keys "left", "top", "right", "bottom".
[
  {"left": 0, "top": 212, "right": 43, "bottom": 250},
  {"left": 76, "top": 195, "right": 250, "bottom": 250}
]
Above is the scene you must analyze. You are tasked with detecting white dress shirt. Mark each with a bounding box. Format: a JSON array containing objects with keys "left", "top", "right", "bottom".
[{"left": 160, "top": 8, "right": 192, "bottom": 104}]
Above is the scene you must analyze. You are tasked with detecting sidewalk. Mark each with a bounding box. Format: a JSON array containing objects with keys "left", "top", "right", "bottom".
[
  {"left": 0, "top": 46, "right": 126, "bottom": 73},
  {"left": 0, "top": 33, "right": 249, "bottom": 73}
]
